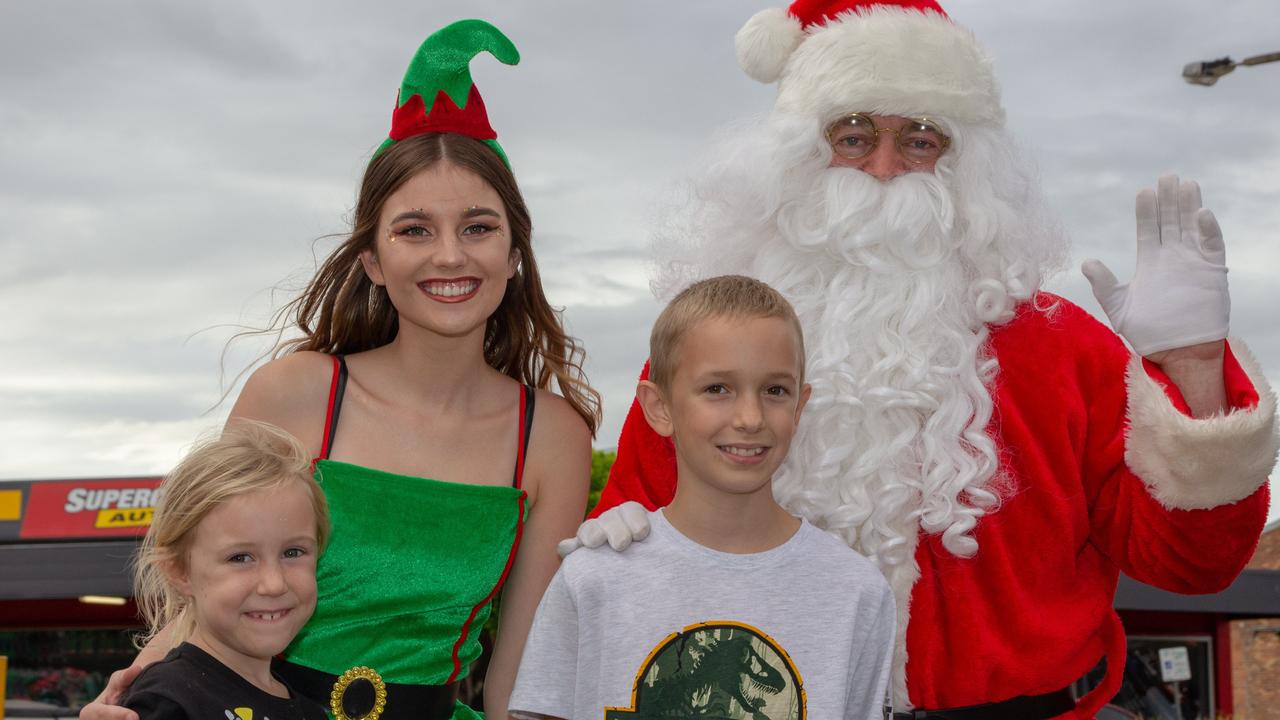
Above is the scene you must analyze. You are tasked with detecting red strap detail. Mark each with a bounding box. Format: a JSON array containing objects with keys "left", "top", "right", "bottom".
[
  {"left": 447, "top": 490, "right": 526, "bottom": 683},
  {"left": 514, "top": 386, "right": 528, "bottom": 490},
  {"left": 317, "top": 355, "right": 342, "bottom": 461}
]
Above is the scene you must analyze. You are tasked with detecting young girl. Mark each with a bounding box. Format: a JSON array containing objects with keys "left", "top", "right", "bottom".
[
  {"left": 124, "top": 421, "right": 330, "bottom": 720},
  {"left": 90, "top": 19, "right": 597, "bottom": 720}
]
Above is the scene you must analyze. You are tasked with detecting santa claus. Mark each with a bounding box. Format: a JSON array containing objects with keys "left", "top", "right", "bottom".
[{"left": 577, "top": 1, "right": 1279, "bottom": 718}]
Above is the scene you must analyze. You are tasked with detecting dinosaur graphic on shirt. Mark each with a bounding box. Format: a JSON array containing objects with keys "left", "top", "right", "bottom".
[{"left": 606, "top": 621, "right": 805, "bottom": 719}]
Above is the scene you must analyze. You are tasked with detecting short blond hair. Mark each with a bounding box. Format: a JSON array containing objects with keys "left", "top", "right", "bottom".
[
  {"left": 649, "top": 275, "right": 805, "bottom": 390},
  {"left": 132, "top": 420, "right": 329, "bottom": 648}
]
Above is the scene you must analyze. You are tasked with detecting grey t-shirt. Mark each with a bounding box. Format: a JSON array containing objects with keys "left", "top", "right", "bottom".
[{"left": 510, "top": 509, "right": 895, "bottom": 720}]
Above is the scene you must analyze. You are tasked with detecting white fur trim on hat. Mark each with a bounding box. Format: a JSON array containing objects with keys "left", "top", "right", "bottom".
[
  {"left": 736, "top": 7, "right": 807, "bottom": 84},
  {"left": 772, "top": 6, "right": 1004, "bottom": 127},
  {"left": 1125, "top": 339, "right": 1279, "bottom": 510}
]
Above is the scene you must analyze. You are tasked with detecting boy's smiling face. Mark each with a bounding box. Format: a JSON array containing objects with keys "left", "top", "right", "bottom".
[{"left": 640, "top": 314, "right": 810, "bottom": 501}]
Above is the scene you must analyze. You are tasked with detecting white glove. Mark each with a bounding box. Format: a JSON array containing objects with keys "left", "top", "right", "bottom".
[
  {"left": 556, "top": 501, "right": 652, "bottom": 558},
  {"left": 1082, "top": 174, "right": 1229, "bottom": 356}
]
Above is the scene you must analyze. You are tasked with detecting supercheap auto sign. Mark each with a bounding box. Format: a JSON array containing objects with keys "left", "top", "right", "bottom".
[{"left": 0, "top": 477, "right": 164, "bottom": 541}]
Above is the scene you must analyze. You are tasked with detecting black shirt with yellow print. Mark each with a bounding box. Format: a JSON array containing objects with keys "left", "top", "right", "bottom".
[{"left": 124, "top": 642, "right": 327, "bottom": 720}]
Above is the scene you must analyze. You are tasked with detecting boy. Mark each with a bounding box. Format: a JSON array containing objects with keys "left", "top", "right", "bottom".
[{"left": 509, "top": 275, "right": 895, "bottom": 720}]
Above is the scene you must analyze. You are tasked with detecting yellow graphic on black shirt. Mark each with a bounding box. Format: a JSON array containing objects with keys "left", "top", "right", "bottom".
[
  {"left": 224, "top": 708, "right": 259, "bottom": 720},
  {"left": 605, "top": 620, "right": 806, "bottom": 719}
]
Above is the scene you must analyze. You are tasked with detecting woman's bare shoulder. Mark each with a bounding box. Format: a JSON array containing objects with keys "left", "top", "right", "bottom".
[
  {"left": 227, "top": 351, "right": 336, "bottom": 452},
  {"left": 520, "top": 388, "right": 592, "bottom": 517},
  {"left": 525, "top": 389, "right": 592, "bottom": 485},
  {"left": 529, "top": 389, "right": 591, "bottom": 446}
]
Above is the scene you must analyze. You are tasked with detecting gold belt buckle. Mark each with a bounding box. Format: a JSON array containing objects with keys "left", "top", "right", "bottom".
[{"left": 330, "top": 665, "right": 388, "bottom": 720}]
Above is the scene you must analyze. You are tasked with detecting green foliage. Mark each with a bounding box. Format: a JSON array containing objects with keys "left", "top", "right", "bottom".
[{"left": 588, "top": 448, "right": 616, "bottom": 516}]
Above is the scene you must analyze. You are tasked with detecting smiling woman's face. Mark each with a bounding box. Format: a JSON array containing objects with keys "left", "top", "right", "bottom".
[{"left": 360, "top": 160, "right": 517, "bottom": 341}]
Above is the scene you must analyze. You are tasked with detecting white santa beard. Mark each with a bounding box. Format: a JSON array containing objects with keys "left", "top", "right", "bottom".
[
  {"left": 756, "top": 167, "right": 1002, "bottom": 564},
  {"left": 756, "top": 168, "right": 1009, "bottom": 710}
]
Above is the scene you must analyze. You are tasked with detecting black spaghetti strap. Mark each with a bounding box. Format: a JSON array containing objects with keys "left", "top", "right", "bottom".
[
  {"left": 322, "top": 356, "right": 349, "bottom": 460},
  {"left": 522, "top": 384, "right": 536, "bottom": 457},
  {"left": 513, "top": 384, "right": 536, "bottom": 488}
]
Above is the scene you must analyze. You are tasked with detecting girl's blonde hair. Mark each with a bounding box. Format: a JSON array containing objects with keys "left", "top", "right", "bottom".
[{"left": 132, "top": 420, "right": 330, "bottom": 648}]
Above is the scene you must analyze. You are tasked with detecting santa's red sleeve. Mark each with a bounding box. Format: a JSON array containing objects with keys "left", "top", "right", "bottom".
[
  {"left": 1084, "top": 334, "right": 1274, "bottom": 593},
  {"left": 589, "top": 361, "right": 679, "bottom": 518},
  {"left": 903, "top": 299, "right": 1276, "bottom": 718}
]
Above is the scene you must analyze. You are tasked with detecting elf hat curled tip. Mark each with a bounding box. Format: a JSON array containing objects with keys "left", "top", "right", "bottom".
[{"left": 375, "top": 19, "right": 520, "bottom": 166}]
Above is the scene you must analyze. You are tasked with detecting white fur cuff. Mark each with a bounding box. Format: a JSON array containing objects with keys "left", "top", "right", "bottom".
[{"left": 1125, "top": 340, "right": 1279, "bottom": 511}]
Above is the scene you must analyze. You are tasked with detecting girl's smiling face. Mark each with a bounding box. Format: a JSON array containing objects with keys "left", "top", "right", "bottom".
[
  {"left": 361, "top": 160, "right": 517, "bottom": 341},
  {"left": 173, "top": 481, "right": 319, "bottom": 678}
]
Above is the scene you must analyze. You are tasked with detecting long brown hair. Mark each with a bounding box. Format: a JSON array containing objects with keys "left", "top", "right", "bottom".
[{"left": 267, "top": 133, "right": 600, "bottom": 434}]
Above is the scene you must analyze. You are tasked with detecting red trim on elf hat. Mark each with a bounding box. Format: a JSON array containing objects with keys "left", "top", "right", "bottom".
[
  {"left": 389, "top": 84, "right": 498, "bottom": 143},
  {"left": 787, "top": 0, "right": 947, "bottom": 28}
]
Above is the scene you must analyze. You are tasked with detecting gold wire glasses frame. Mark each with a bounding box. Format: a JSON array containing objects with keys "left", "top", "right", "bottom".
[{"left": 825, "top": 113, "right": 952, "bottom": 164}]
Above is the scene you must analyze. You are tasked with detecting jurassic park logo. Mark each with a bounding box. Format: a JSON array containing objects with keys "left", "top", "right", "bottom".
[{"left": 606, "top": 621, "right": 806, "bottom": 719}]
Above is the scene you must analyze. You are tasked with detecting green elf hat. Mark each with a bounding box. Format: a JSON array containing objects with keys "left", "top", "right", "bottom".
[{"left": 376, "top": 19, "right": 520, "bottom": 166}]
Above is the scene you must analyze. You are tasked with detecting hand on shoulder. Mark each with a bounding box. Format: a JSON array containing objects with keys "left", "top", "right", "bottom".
[
  {"left": 81, "top": 663, "right": 145, "bottom": 720},
  {"left": 557, "top": 501, "right": 653, "bottom": 558}
]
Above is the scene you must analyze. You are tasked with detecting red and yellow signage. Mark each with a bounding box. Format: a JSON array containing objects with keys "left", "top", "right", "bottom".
[{"left": 2, "top": 477, "right": 164, "bottom": 540}]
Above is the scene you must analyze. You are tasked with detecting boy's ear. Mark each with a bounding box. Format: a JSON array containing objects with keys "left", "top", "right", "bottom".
[
  {"left": 359, "top": 248, "right": 386, "bottom": 287},
  {"left": 636, "top": 380, "right": 674, "bottom": 438},
  {"left": 794, "top": 383, "right": 812, "bottom": 424}
]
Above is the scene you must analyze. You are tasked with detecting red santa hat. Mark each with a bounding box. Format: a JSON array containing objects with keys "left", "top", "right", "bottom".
[{"left": 736, "top": 0, "right": 1005, "bottom": 127}]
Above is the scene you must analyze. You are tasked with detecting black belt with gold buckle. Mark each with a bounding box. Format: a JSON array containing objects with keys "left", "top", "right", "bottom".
[
  {"left": 892, "top": 686, "right": 1075, "bottom": 720},
  {"left": 274, "top": 659, "right": 458, "bottom": 720}
]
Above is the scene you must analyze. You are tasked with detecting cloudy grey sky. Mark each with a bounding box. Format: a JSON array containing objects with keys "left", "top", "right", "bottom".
[{"left": 2, "top": 1, "right": 1277, "bottom": 518}]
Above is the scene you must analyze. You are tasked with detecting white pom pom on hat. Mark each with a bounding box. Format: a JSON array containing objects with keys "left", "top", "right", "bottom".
[
  {"left": 735, "top": 0, "right": 1005, "bottom": 128},
  {"left": 736, "top": 7, "right": 806, "bottom": 83}
]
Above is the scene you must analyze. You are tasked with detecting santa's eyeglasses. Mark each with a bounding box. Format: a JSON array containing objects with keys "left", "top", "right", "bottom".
[{"left": 825, "top": 114, "right": 951, "bottom": 164}]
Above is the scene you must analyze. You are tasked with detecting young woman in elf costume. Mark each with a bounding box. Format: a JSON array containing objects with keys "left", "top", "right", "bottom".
[{"left": 88, "top": 20, "right": 598, "bottom": 720}]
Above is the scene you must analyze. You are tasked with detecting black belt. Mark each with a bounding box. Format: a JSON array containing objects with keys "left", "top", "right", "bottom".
[
  {"left": 274, "top": 659, "right": 458, "bottom": 720},
  {"left": 892, "top": 686, "right": 1075, "bottom": 720}
]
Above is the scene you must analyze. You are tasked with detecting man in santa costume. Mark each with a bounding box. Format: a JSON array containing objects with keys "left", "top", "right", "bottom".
[{"left": 578, "top": 1, "right": 1279, "bottom": 717}]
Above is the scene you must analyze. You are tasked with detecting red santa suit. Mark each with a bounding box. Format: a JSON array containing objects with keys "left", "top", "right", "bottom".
[
  {"left": 593, "top": 296, "right": 1275, "bottom": 718},
  {"left": 585, "top": 0, "right": 1279, "bottom": 716}
]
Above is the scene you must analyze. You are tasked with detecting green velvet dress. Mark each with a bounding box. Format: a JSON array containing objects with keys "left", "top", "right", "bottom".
[
  {"left": 285, "top": 460, "right": 525, "bottom": 719},
  {"left": 280, "top": 357, "right": 531, "bottom": 719}
]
